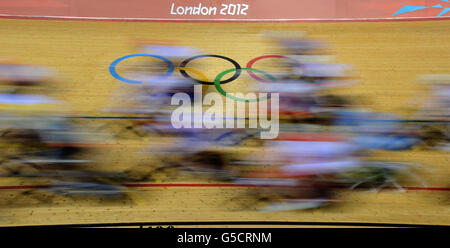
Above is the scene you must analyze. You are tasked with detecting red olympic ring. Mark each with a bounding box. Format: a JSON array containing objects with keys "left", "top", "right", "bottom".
[{"left": 246, "top": 55, "right": 292, "bottom": 82}]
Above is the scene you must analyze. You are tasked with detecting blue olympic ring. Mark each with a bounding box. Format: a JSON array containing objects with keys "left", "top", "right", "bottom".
[{"left": 109, "top": 54, "right": 175, "bottom": 84}]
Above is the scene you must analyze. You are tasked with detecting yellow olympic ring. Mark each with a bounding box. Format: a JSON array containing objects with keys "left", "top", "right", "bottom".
[{"left": 175, "top": 67, "right": 209, "bottom": 82}]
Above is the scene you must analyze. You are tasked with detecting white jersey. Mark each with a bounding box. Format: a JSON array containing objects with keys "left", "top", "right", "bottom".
[
  {"left": 280, "top": 158, "right": 360, "bottom": 176},
  {"left": 270, "top": 140, "right": 357, "bottom": 160},
  {"left": 291, "top": 62, "right": 352, "bottom": 78},
  {"left": 139, "top": 45, "right": 200, "bottom": 59},
  {"left": 0, "top": 93, "right": 61, "bottom": 105}
]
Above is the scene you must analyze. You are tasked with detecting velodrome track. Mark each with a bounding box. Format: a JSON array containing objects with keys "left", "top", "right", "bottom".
[{"left": 0, "top": 18, "right": 449, "bottom": 227}]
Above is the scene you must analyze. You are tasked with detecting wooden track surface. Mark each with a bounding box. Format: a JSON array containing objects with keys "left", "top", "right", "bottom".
[{"left": 0, "top": 18, "right": 448, "bottom": 227}]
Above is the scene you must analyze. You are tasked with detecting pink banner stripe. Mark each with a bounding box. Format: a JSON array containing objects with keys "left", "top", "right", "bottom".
[{"left": 1, "top": 0, "right": 450, "bottom": 21}]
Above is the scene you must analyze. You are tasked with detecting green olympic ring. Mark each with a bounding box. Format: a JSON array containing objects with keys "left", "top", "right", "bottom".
[{"left": 214, "top": 68, "right": 276, "bottom": 102}]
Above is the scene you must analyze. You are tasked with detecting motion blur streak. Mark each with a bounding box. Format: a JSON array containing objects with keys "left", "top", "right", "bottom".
[{"left": 0, "top": 22, "right": 448, "bottom": 227}]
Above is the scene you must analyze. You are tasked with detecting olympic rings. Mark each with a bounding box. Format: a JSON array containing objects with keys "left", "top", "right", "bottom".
[
  {"left": 109, "top": 54, "right": 282, "bottom": 102},
  {"left": 214, "top": 68, "right": 276, "bottom": 103},
  {"left": 179, "top": 55, "right": 241, "bottom": 85},
  {"left": 109, "top": 54, "right": 175, "bottom": 84},
  {"left": 246, "top": 55, "right": 291, "bottom": 82},
  {"left": 110, "top": 53, "right": 287, "bottom": 85}
]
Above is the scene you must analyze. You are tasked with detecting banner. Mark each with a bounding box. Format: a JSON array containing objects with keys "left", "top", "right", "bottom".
[{"left": 0, "top": 0, "right": 450, "bottom": 21}]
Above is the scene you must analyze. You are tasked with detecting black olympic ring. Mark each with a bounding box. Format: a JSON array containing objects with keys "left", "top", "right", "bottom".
[{"left": 178, "top": 54, "right": 241, "bottom": 85}]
